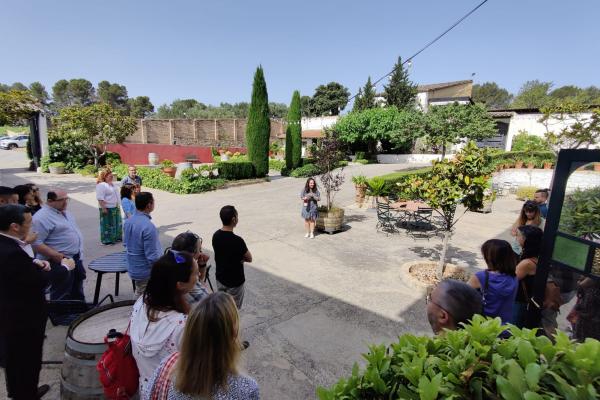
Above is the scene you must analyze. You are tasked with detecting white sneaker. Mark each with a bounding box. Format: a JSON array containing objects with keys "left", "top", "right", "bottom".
[
  {"left": 309, "top": 233, "right": 315, "bottom": 239},
  {"left": 304, "top": 233, "right": 310, "bottom": 238}
]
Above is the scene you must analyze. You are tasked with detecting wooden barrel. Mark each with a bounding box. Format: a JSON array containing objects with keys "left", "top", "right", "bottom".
[
  {"left": 316, "top": 208, "right": 345, "bottom": 233},
  {"left": 61, "top": 300, "right": 135, "bottom": 400}
]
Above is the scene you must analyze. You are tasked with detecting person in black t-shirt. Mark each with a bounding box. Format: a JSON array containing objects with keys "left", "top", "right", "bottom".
[{"left": 212, "top": 205, "right": 252, "bottom": 310}]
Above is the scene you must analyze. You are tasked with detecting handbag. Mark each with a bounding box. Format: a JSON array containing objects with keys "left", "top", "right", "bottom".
[
  {"left": 97, "top": 324, "right": 140, "bottom": 400},
  {"left": 150, "top": 352, "right": 180, "bottom": 400}
]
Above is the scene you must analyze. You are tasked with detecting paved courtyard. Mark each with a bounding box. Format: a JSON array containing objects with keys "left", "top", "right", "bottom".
[{"left": 0, "top": 150, "right": 523, "bottom": 399}]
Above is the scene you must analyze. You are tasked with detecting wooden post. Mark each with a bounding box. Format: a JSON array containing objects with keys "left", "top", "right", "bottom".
[
  {"left": 214, "top": 119, "right": 218, "bottom": 141},
  {"left": 169, "top": 120, "right": 175, "bottom": 144},
  {"left": 233, "top": 119, "right": 237, "bottom": 142}
]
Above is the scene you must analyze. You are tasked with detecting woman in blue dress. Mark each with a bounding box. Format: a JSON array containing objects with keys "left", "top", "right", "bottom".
[
  {"left": 300, "top": 178, "right": 320, "bottom": 239},
  {"left": 120, "top": 184, "right": 136, "bottom": 220}
]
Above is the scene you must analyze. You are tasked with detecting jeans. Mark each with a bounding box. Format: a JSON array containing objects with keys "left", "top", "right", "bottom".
[{"left": 48, "top": 253, "right": 86, "bottom": 301}]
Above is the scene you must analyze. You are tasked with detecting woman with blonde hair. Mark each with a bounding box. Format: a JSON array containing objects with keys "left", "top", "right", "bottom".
[
  {"left": 145, "top": 292, "right": 259, "bottom": 400},
  {"left": 96, "top": 168, "right": 121, "bottom": 245}
]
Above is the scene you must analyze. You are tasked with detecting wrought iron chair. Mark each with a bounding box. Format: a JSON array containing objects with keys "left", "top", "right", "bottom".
[
  {"left": 406, "top": 207, "right": 436, "bottom": 240},
  {"left": 376, "top": 200, "right": 400, "bottom": 235}
]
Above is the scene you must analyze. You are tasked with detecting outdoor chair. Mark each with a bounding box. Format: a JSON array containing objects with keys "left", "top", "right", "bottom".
[
  {"left": 376, "top": 200, "right": 400, "bottom": 235},
  {"left": 406, "top": 208, "right": 436, "bottom": 240}
]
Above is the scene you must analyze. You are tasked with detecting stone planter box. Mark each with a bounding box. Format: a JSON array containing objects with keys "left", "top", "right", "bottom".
[{"left": 49, "top": 165, "right": 65, "bottom": 174}]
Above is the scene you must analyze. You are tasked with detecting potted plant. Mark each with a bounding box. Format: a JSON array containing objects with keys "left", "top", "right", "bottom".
[
  {"left": 366, "top": 177, "right": 388, "bottom": 204},
  {"left": 313, "top": 129, "right": 346, "bottom": 233},
  {"left": 542, "top": 158, "right": 554, "bottom": 169},
  {"left": 160, "top": 159, "right": 177, "bottom": 177},
  {"left": 525, "top": 157, "right": 535, "bottom": 169},
  {"left": 48, "top": 161, "right": 66, "bottom": 174},
  {"left": 351, "top": 175, "right": 368, "bottom": 206},
  {"left": 514, "top": 159, "right": 524, "bottom": 168},
  {"left": 503, "top": 161, "right": 514, "bottom": 169}
]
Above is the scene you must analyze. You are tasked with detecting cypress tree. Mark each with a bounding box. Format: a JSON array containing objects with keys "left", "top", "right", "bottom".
[
  {"left": 362, "top": 76, "right": 376, "bottom": 110},
  {"left": 246, "top": 66, "right": 271, "bottom": 177},
  {"left": 383, "top": 56, "right": 417, "bottom": 109},
  {"left": 285, "top": 90, "right": 302, "bottom": 169}
]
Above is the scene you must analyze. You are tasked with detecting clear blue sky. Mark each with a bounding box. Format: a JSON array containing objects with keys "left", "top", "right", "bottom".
[{"left": 2, "top": 0, "right": 598, "bottom": 108}]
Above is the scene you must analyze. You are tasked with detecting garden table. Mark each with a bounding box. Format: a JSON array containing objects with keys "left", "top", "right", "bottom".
[{"left": 88, "top": 251, "right": 132, "bottom": 305}]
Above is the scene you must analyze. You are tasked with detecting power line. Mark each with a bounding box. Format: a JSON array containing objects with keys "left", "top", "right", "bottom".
[{"left": 350, "top": 0, "right": 491, "bottom": 102}]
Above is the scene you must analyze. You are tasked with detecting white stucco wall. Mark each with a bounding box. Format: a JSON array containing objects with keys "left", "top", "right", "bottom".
[
  {"left": 505, "top": 112, "right": 595, "bottom": 151},
  {"left": 376, "top": 153, "right": 455, "bottom": 164},
  {"left": 493, "top": 169, "right": 600, "bottom": 192},
  {"left": 301, "top": 116, "right": 339, "bottom": 131}
]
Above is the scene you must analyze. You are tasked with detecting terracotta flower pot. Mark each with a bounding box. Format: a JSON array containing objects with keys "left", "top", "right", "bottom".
[
  {"left": 162, "top": 167, "right": 177, "bottom": 177},
  {"left": 527, "top": 163, "right": 535, "bottom": 169},
  {"left": 594, "top": 163, "right": 600, "bottom": 172},
  {"left": 543, "top": 162, "right": 553, "bottom": 170},
  {"left": 514, "top": 160, "right": 524, "bottom": 169}
]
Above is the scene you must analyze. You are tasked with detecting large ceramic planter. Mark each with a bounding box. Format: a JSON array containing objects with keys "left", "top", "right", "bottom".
[
  {"left": 162, "top": 167, "right": 177, "bottom": 177},
  {"left": 316, "top": 207, "right": 345, "bottom": 234},
  {"left": 148, "top": 152, "right": 159, "bottom": 165},
  {"left": 49, "top": 165, "right": 65, "bottom": 174}
]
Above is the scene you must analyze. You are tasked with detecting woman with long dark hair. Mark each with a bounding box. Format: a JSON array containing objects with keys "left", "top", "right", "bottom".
[
  {"left": 511, "top": 200, "right": 543, "bottom": 254},
  {"left": 130, "top": 250, "right": 198, "bottom": 399},
  {"left": 145, "top": 292, "right": 259, "bottom": 399},
  {"left": 300, "top": 177, "right": 320, "bottom": 238},
  {"left": 511, "top": 225, "right": 544, "bottom": 328},
  {"left": 170, "top": 231, "right": 212, "bottom": 306},
  {"left": 468, "top": 239, "right": 518, "bottom": 324}
]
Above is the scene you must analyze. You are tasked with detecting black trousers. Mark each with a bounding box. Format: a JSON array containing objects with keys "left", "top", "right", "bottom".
[{"left": 3, "top": 324, "right": 45, "bottom": 399}]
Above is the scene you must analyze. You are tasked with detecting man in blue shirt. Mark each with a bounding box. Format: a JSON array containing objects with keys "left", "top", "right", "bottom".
[
  {"left": 121, "top": 166, "right": 142, "bottom": 193},
  {"left": 534, "top": 189, "right": 549, "bottom": 219},
  {"left": 32, "top": 189, "right": 84, "bottom": 301},
  {"left": 123, "top": 192, "right": 162, "bottom": 295}
]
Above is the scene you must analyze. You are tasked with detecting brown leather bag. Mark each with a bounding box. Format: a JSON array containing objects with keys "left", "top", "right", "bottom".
[{"left": 543, "top": 281, "right": 562, "bottom": 311}]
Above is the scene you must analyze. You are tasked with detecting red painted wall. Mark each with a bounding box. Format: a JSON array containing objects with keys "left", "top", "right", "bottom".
[{"left": 107, "top": 144, "right": 246, "bottom": 165}]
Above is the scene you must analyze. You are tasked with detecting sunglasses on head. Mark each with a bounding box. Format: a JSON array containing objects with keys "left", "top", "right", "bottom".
[{"left": 169, "top": 249, "right": 186, "bottom": 264}]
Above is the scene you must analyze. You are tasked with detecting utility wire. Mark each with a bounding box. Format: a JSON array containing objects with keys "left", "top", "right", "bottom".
[{"left": 350, "top": 0, "right": 490, "bottom": 102}]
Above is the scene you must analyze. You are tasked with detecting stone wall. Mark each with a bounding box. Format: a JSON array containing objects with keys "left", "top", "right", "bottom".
[{"left": 125, "top": 119, "right": 285, "bottom": 148}]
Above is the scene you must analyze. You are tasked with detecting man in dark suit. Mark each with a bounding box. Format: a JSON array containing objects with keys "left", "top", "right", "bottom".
[{"left": 0, "top": 205, "right": 50, "bottom": 399}]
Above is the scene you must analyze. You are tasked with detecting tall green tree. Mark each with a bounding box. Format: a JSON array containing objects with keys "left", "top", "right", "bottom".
[
  {"left": 52, "top": 103, "right": 137, "bottom": 167},
  {"left": 246, "top": 66, "right": 271, "bottom": 177},
  {"left": 0, "top": 90, "right": 37, "bottom": 125},
  {"left": 97, "top": 80, "right": 129, "bottom": 112},
  {"left": 10, "top": 82, "right": 28, "bottom": 92},
  {"left": 425, "top": 103, "right": 497, "bottom": 158},
  {"left": 540, "top": 100, "right": 600, "bottom": 153},
  {"left": 549, "top": 85, "right": 582, "bottom": 100},
  {"left": 353, "top": 77, "right": 376, "bottom": 112},
  {"left": 268, "top": 102, "right": 289, "bottom": 119},
  {"left": 472, "top": 82, "right": 513, "bottom": 109},
  {"left": 67, "top": 78, "right": 96, "bottom": 106},
  {"left": 128, "top": 96, "right": 154, "bottom": 118},
  {"left": 300, "top": 95, "right": 313, "bottom": 117},
  {"left": 383, "top": 56, "right": 417, "bottom": 109},
  {"left": 311, "top": 82, "right": 350, "bottom": 116},
  {"left": 29, "top": 82, "right": 49, "bottom": 105},
  {"left": 52, "top": 79, "right": 70, "bottom": 108},
  {"left": 285, "top": 91, "right": 302, "bottom": 169},
  {"left": 511, "top": 80, "right": 552, "bottom": 108}
]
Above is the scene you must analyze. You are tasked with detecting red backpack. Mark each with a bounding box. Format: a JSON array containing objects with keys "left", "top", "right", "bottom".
[{"left": 97, "top": 327, "right": 140, "bottom": 400}]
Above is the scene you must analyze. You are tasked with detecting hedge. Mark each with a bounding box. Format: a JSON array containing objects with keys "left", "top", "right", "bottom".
[
  {"left": 269, "top": 159, "right": 285, "bottom": 171},
  {"left": 318, "top": 316, "right": 600, "bottom": 400},
  {"left": 490, "top": 150, "right": 556, "bottom": 168},
  {"left": 215, "top": 161, "right": 256, "bottom": 180},
  {"left": 290, "top": 163, "right": 322, "bottom": 178}
]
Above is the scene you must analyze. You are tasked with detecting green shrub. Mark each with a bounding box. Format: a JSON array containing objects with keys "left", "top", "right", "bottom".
[
  {"left": 76, "top": 165, "right": 98, "bottom": 177},
  {"left": 511, "top": 131, "right": 552, "bottom": 152},
  {"left": 281, "top": 166, "right": 291, "bottom": 176},
  {"left": 366, "top": 177, "right": 388, "bottom": 197},
  {"left": 269, "top": 159, "right": 285, "bottom": 171},
  {"left": 516, "top": 186, "right": 537, "bottom": 200},
  {"left": 302, "top": 158, "right": 316, "bottom": 166},
  {"left": 48, "top": 138, "right": 90, "bottom": 171},
  {"left": 374, "top": 167, "right": 432, "bottom": 200},
  {"left": 40, "top": 156, "right": 50, "bottom": 173},
  {"left": 559, "top": 186, "right": 600, "bottom": 237},
  {"left": 49, "top": 161, "right": 66, "bottom": 168},
  {"left": 290, "top": 163, "right": 321, "bottom": 178},
  {"left": 215, "top": 161, "right": 256, "bottom": 180},
  {"left": 351, "top": 175, "right": 368, "bottom": 186},
  {"left": 160, "top": 159, "right": 175, "bottom": 168},
  {"left": 111, "top": 163, "right": 128, "bottom": 180},
  {"left": 318, "top": 316, "right": 600, "bottom": 400},
  {"left": 104, "top": 151, "right": 121, "bottom": 165},
  {"left": 337, "top": 160, "right": 349, "bottom": 168},
  {"left": 355, "top": 159, "right": 369, "bottom": 165},
  {"left": 355, "top": 151, "right": 366, "bottom": 160}
]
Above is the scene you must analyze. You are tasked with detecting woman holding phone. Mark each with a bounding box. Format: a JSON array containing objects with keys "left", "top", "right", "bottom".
[{"left": 300, "top": 178, "right": 320, "bottom": 239}]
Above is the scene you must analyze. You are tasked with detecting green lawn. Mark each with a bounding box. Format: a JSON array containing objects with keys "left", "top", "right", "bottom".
[
  {"left": 0, "top": 125, "right": 29, "bottom": 136},
  {"left": 376, "top": 167, "right": 432, "bottom": 181}
]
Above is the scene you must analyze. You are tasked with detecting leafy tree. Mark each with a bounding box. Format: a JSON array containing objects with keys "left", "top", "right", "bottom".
[
  {"left": 401, "top": 142, "right": 491, "bottom": 278},
  {"left": 245, "top": 66, "right": 271, "bottom": 177},
  {"left": 472, "top": 82, "right": 513, "bottom": 109},
  {"left": 311, "top": 82, "right": 350, "bottom": 116},
  {"left": 268, "top": 102, "right": 288, "bottom": 119},
  {"left": 10, "top": 82, "right": 28, "bottom": 92},
  {"left": 510, "top": 130, "right": 551, "bottom": 152},
  {"left": 383, "top": 56, "right": 417, "bottom": 109},
  {"left": 425, "top": 102, "right": 497, "bottom": 158},
  {"left": 539, "top": 100, "right": 600, "bottom": 153},
  {"left": 0, "top": 90, "right": 37, "bottom": 125},
  {"left": 352, "top": 88, "right": 364, "bottom": 112},
  {"left": 285, "top": 91, "right": 302, "bottom": 169},
  {"left": 582, "top": 86, "right": 600, "bottom": 105},
  {"left": 335, "top": 107, "right": 425, "bottom": 154},
  {"left": 511, "top": 80, "right": 552, "bottom": 109},
  {"left": 29, "top": 82, "right": 49, "bottom": 105},
  {"left": 67, "top": 78, "right": 96, "bottom": 106},
  {"left": 300, "top": 95, "right": 313, "bottom": 117},
  {"left": 128, "top": 96, "right": 154, "bottom": 118},
  {"left": 97, "top": 80, "right": 129, "bottom": 112},
  {"left": 0, "top": 83, "right": 10, "bottom": 92},
  {"left": 549, "top": 85, "right": 582, "bottom": 100},
  {"left": 312, "top": 129, "right": 346, "bottom": 211},
  {"left": 52, "top": 103, "right": 137, "bottom": 167},
  {"left": 52, "top": 79, "right": 70, "bottom": 108}
]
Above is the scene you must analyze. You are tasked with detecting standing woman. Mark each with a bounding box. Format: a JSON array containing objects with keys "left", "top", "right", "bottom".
[
  {"left": 145, "top": 292, "right": 259, "bottom": 400},
  {"left": 512, "top": 225, "right": 544, "bottom": 328},
  {"left": 120, "top": 184, "right": 136, "bottom": 220},
  {"left": 24, "top": 183, "right": 43, "bottom": 213},
  {"left": 510, "top": 200, "right": 543, "bottom": 254},
  {"left": 170, "top": 231, "right": 212, "bottom": 306},
  {"left": 96, "top": 168, "right": 122, "bottom": 245},
  {"left": 300, "top": 177, "right": 320, "bottom": 239}
]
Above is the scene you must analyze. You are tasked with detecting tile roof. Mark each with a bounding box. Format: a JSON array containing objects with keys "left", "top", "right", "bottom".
[{"left": 417, "top": 80, "right": 473, "bottom": 92}]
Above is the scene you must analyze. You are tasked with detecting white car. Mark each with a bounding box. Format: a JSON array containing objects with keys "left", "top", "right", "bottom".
[{"left": 0, "top": 135, "right": 29, "bottom": 149}]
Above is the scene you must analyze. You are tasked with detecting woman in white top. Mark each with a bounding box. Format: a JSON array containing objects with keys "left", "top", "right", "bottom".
[
  {"left": 130, "top": 250, "right": 198, "bottom": 399},
  {"left": 96, "top": 168, "right": 121, "bottom": 245}
]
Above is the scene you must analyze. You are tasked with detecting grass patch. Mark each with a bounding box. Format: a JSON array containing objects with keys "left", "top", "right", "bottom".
[{"left": 377, "top": 167, "right": 432, "bottom": 181}]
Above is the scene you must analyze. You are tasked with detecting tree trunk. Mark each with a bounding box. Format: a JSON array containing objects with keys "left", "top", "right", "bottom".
[
  {"left": 441, "top": 143, "right": 446, "bottom": 160},
  {"left": 437, "top": 230, "right": 451, "bottom": 280}
]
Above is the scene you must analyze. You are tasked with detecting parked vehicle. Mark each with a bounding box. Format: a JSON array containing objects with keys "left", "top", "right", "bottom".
[{"left": 0, "top": 135, "right": 29, "bottom": 149}]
